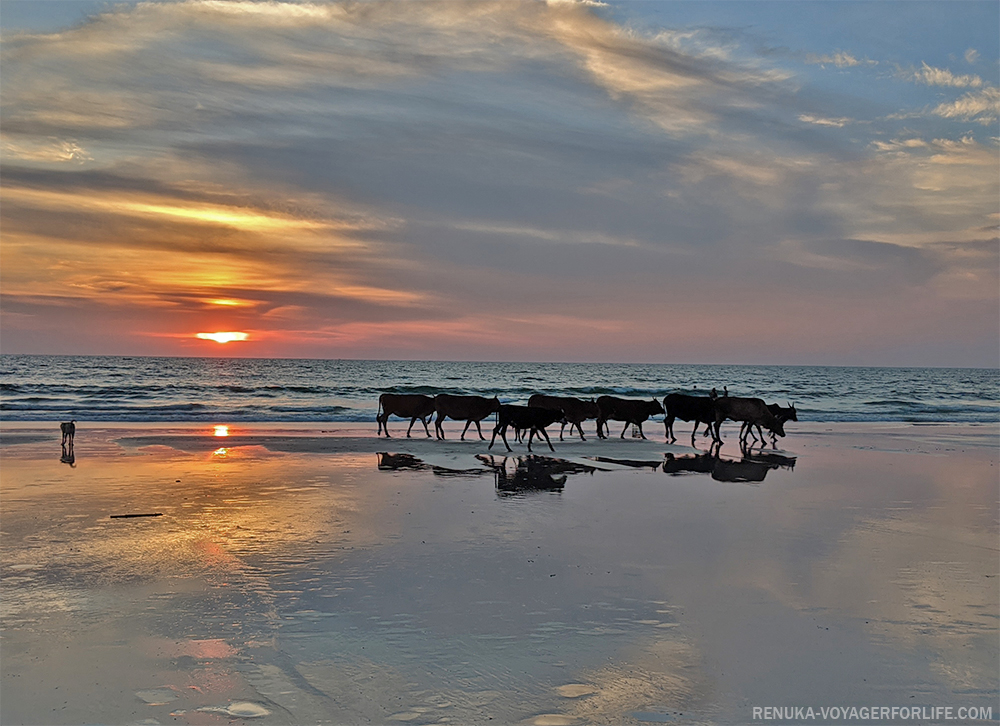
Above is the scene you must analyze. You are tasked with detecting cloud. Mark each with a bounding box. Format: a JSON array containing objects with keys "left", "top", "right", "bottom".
[
  {"left": 908, "top": 62, "right": 983, "bottom": 88},
  {"left": 0, "top": 0, "right": 996, "bottom": 364},
  {"left": 964, "top": 48, "right": 979, "bottom": 64},
  {"left": 805, "top": 51, "right": 875, "bottom": 68},
  {"left": 798, "top": 114, "right": 852, "bottom": 128},
  {"left": 931, "top": 87, "right": 1000, "bottom": 125},
  {"left": 0, "top": 135, "right": 93, "bottom": 163}
]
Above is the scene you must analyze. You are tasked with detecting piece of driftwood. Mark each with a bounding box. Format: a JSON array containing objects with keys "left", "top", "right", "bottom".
[{"left": 109, "top": 513, "right": 163, "bottom": 519}]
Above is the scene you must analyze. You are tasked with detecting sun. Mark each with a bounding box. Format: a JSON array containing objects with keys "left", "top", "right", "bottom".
[{"left": 196, "top": 332, "right": 249, "bottom": 344}]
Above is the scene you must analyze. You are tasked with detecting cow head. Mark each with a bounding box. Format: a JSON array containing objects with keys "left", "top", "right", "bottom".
[
  {"left": 786, "top": 402, "right": 798, "bottom": 421},
  {"left": 650, "top": 398, "right": 665, "bottom": 415},
  {"left": 489, "top": 396, "right": 501, "bottom": 412},
  {"left": 771, "top": 419, "right": 786, "bottom": 437}
]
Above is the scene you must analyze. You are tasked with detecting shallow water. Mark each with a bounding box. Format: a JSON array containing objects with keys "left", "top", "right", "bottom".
[{"left": 1, "top": 425, "right": 997, "bottom": 724}]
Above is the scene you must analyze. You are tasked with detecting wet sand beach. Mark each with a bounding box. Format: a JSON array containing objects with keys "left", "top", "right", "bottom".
[{"left": 1, "top": 422, "right": 997, "bottom": 725}]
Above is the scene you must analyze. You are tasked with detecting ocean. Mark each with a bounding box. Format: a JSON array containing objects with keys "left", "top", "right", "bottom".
[{"left": 0, "top": 355, "right": 997, "bottom": 424}]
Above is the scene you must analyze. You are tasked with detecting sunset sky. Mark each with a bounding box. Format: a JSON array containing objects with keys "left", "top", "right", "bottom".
[{"left": 1, "top": 0, "right": 997, "bottom": 366}]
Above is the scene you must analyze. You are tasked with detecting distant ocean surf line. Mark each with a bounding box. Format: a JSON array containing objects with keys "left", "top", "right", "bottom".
[{"left": 1, "top": 355, "right": 997, "bottom": 424}]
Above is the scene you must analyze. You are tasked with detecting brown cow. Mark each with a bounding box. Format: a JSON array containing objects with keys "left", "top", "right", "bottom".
[
  {"left": 527, "top": 394, "right": 600, "bottom": 441},
  {"left": 433, "top": 394, "right": 501, "bottom": 441},
  {"left": 713, "top": 396, "right": 785, "bottom": 444},
  {"left": 377, "top": 393, "right": 436, "bottom": 438},
  {"left": 595, "top": 396, "right": 664, "bottom": 440}
]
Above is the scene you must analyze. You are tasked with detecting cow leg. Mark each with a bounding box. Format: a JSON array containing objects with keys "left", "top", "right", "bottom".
[
  {"left": 538, "top": 427, "right": 555, "bottom": 452},
  {"left": 421, "top": 416, "right": 433, "bottom": 438},
  {"left": 435, "top": 414, "right": 446, "bottom": 440},
  {"left": 638, "top": 422, "right": 647, "bottom": 439},
  {"left": 460, "top": 419, "right": 473, "bottom": 440},
  {"left": 488, "top": 421, "right": 503, "bottom": 450},
  {"left": 620, "top": 421, "right": 629, "bottom": 439},
  {"left": 500, "top": 425, "right": 513, "bottom": 452},
  {"left": 559, "top": 422, "right": 566, "bottom": 442},
  {"left": 526, "top": 429, "right": 535, "bottom": 452},
  {"left": 576, "top": 422, "right": 586, "bottom": 441},
  {"left": 406, "top": 417, "right": 417, "bottom": 438},
  {"left": 377, "top": 413, "right": 389, "bottom": 437},
  {"left": 474, "top": 419, "right": 486, "bottom": 440}
]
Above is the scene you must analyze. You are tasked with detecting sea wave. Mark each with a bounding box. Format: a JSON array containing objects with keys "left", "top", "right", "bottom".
[{"left": 0, "top": 356, "right": 997, "bottom": 425}]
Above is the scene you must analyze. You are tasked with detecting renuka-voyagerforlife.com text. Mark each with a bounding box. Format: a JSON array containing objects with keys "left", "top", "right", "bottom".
[{"left": 752, "top": 705, "right": 994, "bottom": 721}]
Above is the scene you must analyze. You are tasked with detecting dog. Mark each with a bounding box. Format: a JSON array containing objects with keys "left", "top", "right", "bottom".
[{"left": 60, "top": 420, "right": 76, "bottom": 446}]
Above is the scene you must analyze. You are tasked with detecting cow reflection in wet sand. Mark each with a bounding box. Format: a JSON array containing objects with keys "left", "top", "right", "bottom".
[
  {"left": 480, "top": 455, "right": 597, "bottom": 495},
  {"left": 376, "top": 452, "right": 426, "bottom": 471},
  {"left": 663, "top": 449, "right": 796, "bottom": 483}
]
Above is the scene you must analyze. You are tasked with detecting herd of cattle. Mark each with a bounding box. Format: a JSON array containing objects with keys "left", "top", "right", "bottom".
[{"left": 377, "top": 389, "right": 797, "bottom": 453}]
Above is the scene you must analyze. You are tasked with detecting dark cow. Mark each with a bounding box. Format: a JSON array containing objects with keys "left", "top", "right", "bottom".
[
  {"left": 595, "top": 396, "right": 664, "bottom": 440},
  {"left": 663, "top": 393, "right": 718, "bottom": 444},
  {"left": 433, "top": 394, "right": 501, "bottom": 441},
  {"left": 527, "top": 394, "right": 600, "bottom": 441},
  {"left": 714, "top": 396, "right": 785, "bottom": 444},
  {"left": 377, "top": 393, "right": 436, "bottom": 438},
  {"left": 489, "top": 405, "right": 564, "bottom": 453},
  {"left": 743, "top": 402, "right": 798, "bottom": 445}
]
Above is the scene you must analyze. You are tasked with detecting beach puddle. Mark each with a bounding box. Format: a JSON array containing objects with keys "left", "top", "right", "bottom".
[
  {"left": 525, "top": 714, "right": 576, "bottom": 726},
  {"left": 135, "top": 688, "right": 178, "bottom": 705},
  {"left": 196, "top": 701, "right": 271, "bottom": 718},
  {"left": 555, "top": 683, "right": 597, "bottom": 698}
]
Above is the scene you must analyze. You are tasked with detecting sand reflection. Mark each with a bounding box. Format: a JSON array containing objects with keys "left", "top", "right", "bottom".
[{"left": 1, "top": 425, "right": 996, "bottom": 724}]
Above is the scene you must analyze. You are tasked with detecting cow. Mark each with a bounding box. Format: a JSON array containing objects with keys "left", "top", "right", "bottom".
[
  {"left": 488, "top": 405, "right": 564, "bottom": 453},
  {"left": 743, "top": 402, "right": 798, "bottom": 445},
  {"left": 376, "top": 393, "right": 436, "bottom": 438},
  {"left": 433, "top": 394, "right": 501, "bottom": 441},
  {"left": 713, "top": 396, "right": 785, "bottom": 444},
  {"left": 527, "top": 394, "right": 600, "bottom": 441},
  {"left": 60, "top": 420, "right": 76, "bottom": 446},
  {"left": 595, "top": 396, "right": 664, "bottom": 440},
  {"left": 663, "top": 393, "right": 719, "bottom": 444}
]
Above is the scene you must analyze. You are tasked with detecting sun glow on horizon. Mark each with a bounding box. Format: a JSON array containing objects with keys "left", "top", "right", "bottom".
[
  {"left": 213, "top": 425, "right": 229, "bottom": 437},
  {"left": 196, "top": 332, "right": 249, "bottom": 343}
]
